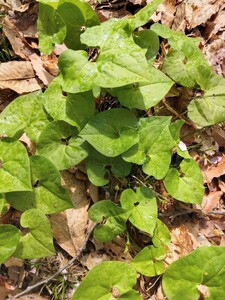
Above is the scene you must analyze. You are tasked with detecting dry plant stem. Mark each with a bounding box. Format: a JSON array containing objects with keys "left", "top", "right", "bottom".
[
  {"left": 162, "top": 99, "right": 193, "bottom": 125},
  {"left": 12, "top": 223, "right": 97, "bottom": 298}
]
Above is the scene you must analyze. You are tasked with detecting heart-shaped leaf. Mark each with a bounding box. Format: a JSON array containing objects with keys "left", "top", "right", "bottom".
[
  {"left": 6, "top": 155, "right": 72, "bottom": 214},
  {"left": 132, "top": 245, "right": 166, "bottom": 277},
  {"left": 162, "top": 246, "right": 225, "bottom": 300},
  {"left": 85, "top": 145, "right": 131, "bottom": 186},
  {"left": 120, "top": 187, "right": 157, "bottom": 236},
  {"left": 88, "top": 200, "right": 129, "bottom": 242},
  {"left": 164, "top": 157, "right": 204, "bottom": 204},
  {"left": 37, "top": 120, "right": 88, "bottom": 170},
  {"left": 0, "top": 139, "right": 31, "bottom": 193},
  {"left": 0, "top": 91, "right": 50, "bottom": 142},
  {"left": 80, "top": 108, "right": 139, "bottom": 157},
  {"left": 152, "top": 219, "right": 171, "bottom": 247},
  {"left": 72, "top": 261, "right": 141, "bottom": 300},
  {"left": 13, "top": 209, "right": 55, "bottom": 259},
  {"left": 0, "top": 224, "right": 21, "bottom": 264}
]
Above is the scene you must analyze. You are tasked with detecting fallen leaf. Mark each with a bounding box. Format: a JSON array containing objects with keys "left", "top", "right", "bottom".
[
  {"left": 202, "top": 156, "right": 225, "bottom": 183},
  {"left": 201, "top": 191, "right": 223, "bottom": 212},
  {"left": 10, "top": 294, "right": 49, "bottom": 300}
]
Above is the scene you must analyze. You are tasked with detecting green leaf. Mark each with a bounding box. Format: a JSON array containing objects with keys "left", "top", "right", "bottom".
[
  {"left": 43, "top": 78, "right": 95, "bottom": 130},
  {"left": 88, "top": 200, "right": 129, "bottom": 242},
  {"left": 0, "top": 194, "right": 8, "bottom": 215},
  {"left": 132, "top": 245, "right": 166, "bottom": 277},
  {"left": 164, "top": 158, "right": 204, "bottom": 204},
  {"left": 13, "top": 209, "right": 55, "bottom": 259},
  {"left": 5, "top": 155, "right": 72, "bottom": 214},
  {"left": 85, "top": 145, "right": 131, "bottom": 186},
  {"left": 120, "top": 187, "right": 157, "bottom": 236},
  {"left": 80, "top": 108, "right": 139, "bottom": 157},
  {"left": 152, "top": 219, "right": 171, "bottom": 247},
  {"left": 123, "top": 117, "right": 175, "bottom": 179},
  {"left": 0, "top": 91, "right": 50, "bottom": 142},
  {"left": 0, "top": 224, "right": 21, "bottom": 264},
  {"left": 162, "top": 246, "right": 225, "bottom": 300},
  {"left": 37, "top": 121, "right": 88, "bottom": 170},
  {"left": 188, "top": 84, "right": 225, "bottom": 127},
  {"left": 72, "top": 261, "right": 141, "bottom": 300},
  {"left": 0, "top": 139, "right": 31, "bottom": 193},
  {"left": 113, "top": 67, "right": 173, "bottom": 110},
  {"left": 37, "top": 3, "right": 66, "bottom": 54}
]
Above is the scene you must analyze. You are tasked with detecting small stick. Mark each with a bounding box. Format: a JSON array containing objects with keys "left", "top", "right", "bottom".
[{"left": 11, "top": 223, "right": 97, "bottom": 298}]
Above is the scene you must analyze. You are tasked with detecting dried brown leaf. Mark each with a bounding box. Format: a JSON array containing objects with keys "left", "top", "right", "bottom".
[{"left": 201, "top": 191, "right": 223, "bottom": 212}]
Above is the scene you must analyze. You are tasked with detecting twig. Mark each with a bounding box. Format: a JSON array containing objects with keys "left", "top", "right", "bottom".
[
  {"left": 11, "top": 223, "right": 97, "bottom": 298},
  {"left": 162, "top": 99, "right": 193, "bottom": 125}
]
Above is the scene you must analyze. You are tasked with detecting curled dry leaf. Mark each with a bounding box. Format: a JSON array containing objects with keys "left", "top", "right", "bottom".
[
  {"left": 50, "top": 171, "right": 90, "bottom": 257},
  {"left": 202, "top": 156, "right": 225, "bottom": 183}
]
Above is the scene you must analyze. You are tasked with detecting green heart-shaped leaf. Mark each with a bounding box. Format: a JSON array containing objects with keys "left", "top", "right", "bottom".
[
  {"left": 0, "top": 139, "right": 31, "bottom": 193},
  {"left": 13, "top": 209, "right": 55, "bottom": 259},
  {"left": 80, "top": 108, "right": 139, "bottom": 157},
  {"left": 0, "top": 224, "right": 21, "bottom": 264},
  {"left": 162, "top": 246, "right": 225, "bottom": 300},
  {"left": 72, "top": 261, "right": 141, "bottom": 300},
  {"left": 37, "top": 120, "right": 88, "bottom": 170},
  {"left": 6, "top": 155, "right": 72, "bottom": 214}
]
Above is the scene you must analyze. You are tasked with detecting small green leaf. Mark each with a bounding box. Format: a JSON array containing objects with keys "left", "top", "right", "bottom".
[
  {"left": 0, "top": 139, "right": 31, "bottom": 193},
  {"left": 113, "top": 67, "right": 173, "bottom": 110},
  {"left": 0, "top": 91, "right": 50, "bottom": 142},
  {"left": 85, "top": 145, "right": 131, "bottom": 186},
  {"left": 80, "top": 108, "right": 139, "bottom": 157},
  {"left": 162, "top": 246, "right": 225, "bottom": 300},
  {"left": 72, "top": 261, "right": 141, "bottom": 300},
  {"left": 132, "top": 245, "right": 166, "bottom": 276},
  {"left": 123, "top": 117, "right": 175, "bottom": 179},
  {"left": 152, "top": 219, "right": 171, "bottom": 247},
  {"left": 13, "top": 209, "right": 55, "bottom": 259},
  {"left": 164, "top": 158, "right": 204, "bottom": 204},
  {"left": 0, "top": 194, "right": 8, "bottom": 215},
  {"left": 37, "top": 121, "right": 88, "bottom": 170},
  {"left": 0, "top": 224, "right": 21, "bottom": 264},
  {"left": 120, "top": 187, "right": 157, "bottom": 236},
  {"left": 37, "top": 3, "right": 66, "bottom": 54},
  {"left": 6, "top": 155, "right": 72, "bottom": 214},
  {"left": 88, "top": 200, "right": 129, "bottom": 242}
]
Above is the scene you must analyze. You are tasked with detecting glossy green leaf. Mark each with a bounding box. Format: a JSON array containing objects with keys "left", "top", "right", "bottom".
[
  {"left": 120, "top": 187, "right": 157, "bottom": 236},
  {"left": 162, "top": 246, "right": 225, "bottom": 300},
  {"left": 0, "top": 91, "right": 50, "bottom": 142},
  {"left": 88, "top": 200, "right": 129, "bottom": 242},
  {"left": 6, "top": 155, "right": 72, "bottom": 213},
  {"left": 13, "top": 209, "right": 55, "bottom": 259},
  {"left": 123, "top": 117, "right": 175, "bottom": 179},
  {"left": 164, "top": 158, "right": 204, "bottom": 204},
  {"left": 37, "top": 121, "right": 88, "bottom": 170},
  {"left": 0, "top": 139, "right": 31, "bottom": 193},
  {"left": 113, "top": 67, "right": 173, "bottom": 110},
  {"left": 43, "top": 78, "right": 95, "bottom": 130},
  {"left": 188, "top": 84, "right": 225, "bottom": 127},
  {"left": 0, "top": 224, "right": 21, "bottom": 264},
  {"left": 85, "top": 145, "right": 131, "bottom": 186},
  {"left": 132, "top": 245, "right": 166, "bottom": 276},
  {"left": 80, "top": 108, "right": 139, "bottom": 157},
  {"left": 152, "top": 219, "right": 171, "bottom": 247},
  {"left": 72, "top": 261, "right": 141, "bottom": 300},
  {"left": 37, "top": 3, "right": 66, "bottom": 54}
]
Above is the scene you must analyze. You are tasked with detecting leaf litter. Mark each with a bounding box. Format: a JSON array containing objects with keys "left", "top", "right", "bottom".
[{"left": 1, "top": 0, "right": 225, "bottom": 299}]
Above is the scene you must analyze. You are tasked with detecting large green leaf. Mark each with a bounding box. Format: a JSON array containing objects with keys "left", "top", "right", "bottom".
[
  {"left": 164, "top": 157, "right": 204, "bottom": 204},
  {"left": 188, "top": 84, "right": 225, "bottom": 127},
  {"left": 0, "top": 224, "right": 21, "bottom": 264},
  {"left": 120, "top": 187, "right": 157, "bottom": 236},
  {"left": 88, "top": 200, "right": 129, "bottom": 242},
  {"left": 0, "top": 91, "right": 50, "bottom": 142},
  {"left": 0, "top": 139, "right": 31, "bottom": 193},
  {"left": 80, "top": 108, "right": 139, "bottom": 157},
  {"left": 13, "top": 209, "right": 55, "bottom": 259},
  {"left": 37, "top": 121, "right": 88, "bottom": 170},
  {"left": 5, "top": 155, "right": 72, "bottom": 213},
  {"left": 162, "top": 246, "right": 225, "bottom": 300},
  {"left": 85, "top": 145, "right": 131, "bottom": 186},
  {"left": 132, "top": 245, "right": 166, "bottom": 277},
  {"left": 113, "top": 67, "right": 173, "bottom": 110},
  {"left": 72, "top": 261, "right": 141, "bottom": 300},
  {"left": 123, "top": 117, "right": 175, "bottom": 179},
  {"left": 43, "top": 78, "right": 95, "bottom": 130}
]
